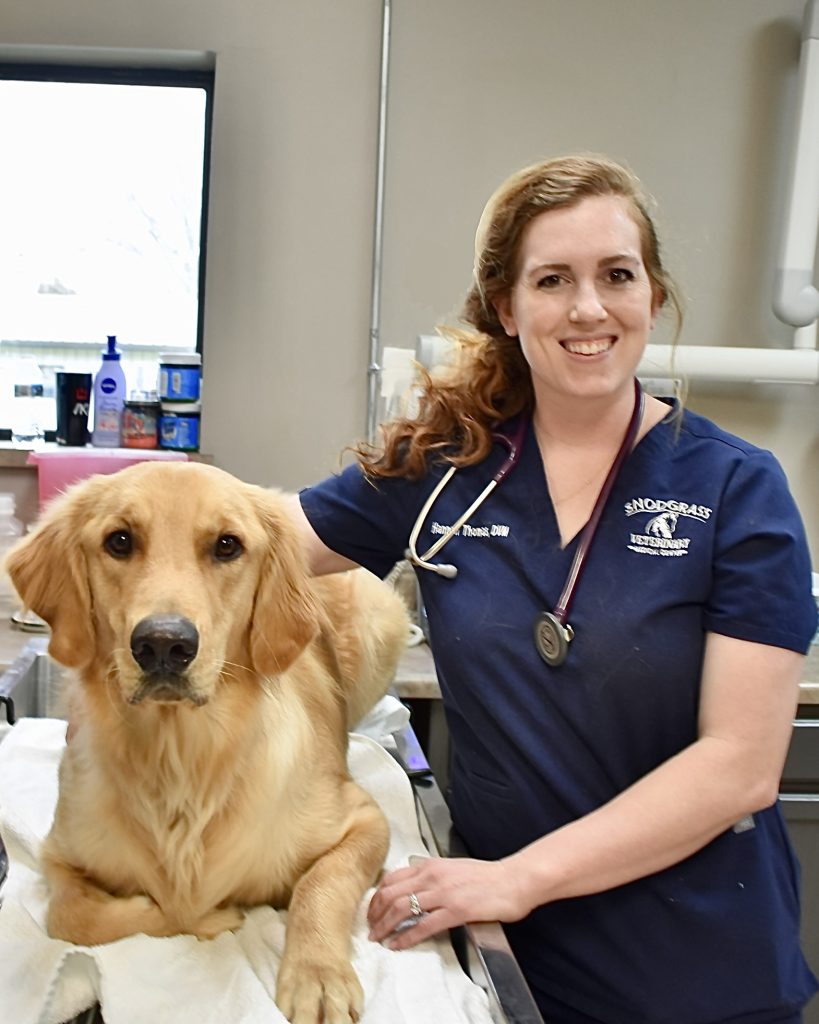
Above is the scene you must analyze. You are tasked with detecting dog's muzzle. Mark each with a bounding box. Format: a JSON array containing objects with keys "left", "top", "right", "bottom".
[{"left": 129, "top": 615, "right": 205, "bottom": 705}]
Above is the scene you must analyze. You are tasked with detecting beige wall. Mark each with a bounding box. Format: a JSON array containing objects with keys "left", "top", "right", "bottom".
[{"left": 1, "top": 0, "right": 817, "bottom": 557}]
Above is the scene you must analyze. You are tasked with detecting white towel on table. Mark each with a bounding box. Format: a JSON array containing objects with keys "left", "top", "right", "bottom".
[{"left": 0, "top": 718, "right": 492, "bottom": 1024}]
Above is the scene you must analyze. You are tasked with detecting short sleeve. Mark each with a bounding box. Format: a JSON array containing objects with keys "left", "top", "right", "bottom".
[
  {"left": 299, "top": 463, "right": 440, "bottom": 579},
  {"left": 703, "top": 450, "right": 817, "bottom": 653}
]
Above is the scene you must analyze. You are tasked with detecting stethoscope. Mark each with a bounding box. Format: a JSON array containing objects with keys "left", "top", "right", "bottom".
[
  {"left": 405, "top": 378, "right": 644, "bottom": 668},
  {"left": 405, "top": 415, "right": 528, "bottom": 581}
]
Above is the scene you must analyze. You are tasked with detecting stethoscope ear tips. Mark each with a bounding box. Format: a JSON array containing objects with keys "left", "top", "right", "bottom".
[{"left": 434, "top": 563, "right": 458, "bottom": 579}]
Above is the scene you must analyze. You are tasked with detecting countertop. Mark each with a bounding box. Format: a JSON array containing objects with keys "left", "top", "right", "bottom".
[
  {"left": 1, "top": 591, "right": 817, "bottom": 704},
  {"left": 0, "top": 441, "right": 212, "bottom": 467},
  {"left": 0, "top": 442, "right": 41, "bottom": 468}
]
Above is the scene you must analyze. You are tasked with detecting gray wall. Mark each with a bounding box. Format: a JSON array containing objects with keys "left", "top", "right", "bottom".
[{"left": 1, "top": 0, "right": 817, "bottom": 557}]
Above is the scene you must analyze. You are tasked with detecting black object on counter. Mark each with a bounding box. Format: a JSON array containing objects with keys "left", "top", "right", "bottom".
[{"left": 55, "top": 372, "right": 92, "bottom": 446}]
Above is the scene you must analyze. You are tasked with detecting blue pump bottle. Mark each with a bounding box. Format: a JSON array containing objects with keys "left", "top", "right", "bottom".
[{"left": 91, "top": 335, "right": 127, "bottom": 447}]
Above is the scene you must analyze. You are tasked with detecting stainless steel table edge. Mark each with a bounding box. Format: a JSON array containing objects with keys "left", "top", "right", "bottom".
[{"left": 393, "top": 723, "right": 545, "bottom": 1024}]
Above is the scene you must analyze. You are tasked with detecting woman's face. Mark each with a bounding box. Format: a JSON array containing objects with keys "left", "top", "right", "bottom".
[{"left": 495, "top": 194, "right": 659, "bottom": 406}]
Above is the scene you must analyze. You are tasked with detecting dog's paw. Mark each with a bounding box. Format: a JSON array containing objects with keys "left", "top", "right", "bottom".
[
  {"left": 193, "top": 905, "right": 245, "bottom": 939},
  {"left": 276, "top": 957, "right": 363, "bottom": 1024}
]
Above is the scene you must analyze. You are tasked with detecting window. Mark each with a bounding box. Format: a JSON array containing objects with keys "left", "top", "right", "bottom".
[{"left": 0, "top": 63, "right": 213, "bottom": 440}]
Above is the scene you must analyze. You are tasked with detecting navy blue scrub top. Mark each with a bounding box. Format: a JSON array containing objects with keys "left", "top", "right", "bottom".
[{"left": 300, "top": 404, "right": 818, "bottom": 1024}]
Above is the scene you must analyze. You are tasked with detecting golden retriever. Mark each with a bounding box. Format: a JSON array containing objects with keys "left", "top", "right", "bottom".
[{"left": 5, "top": 461, "right": 409, "bottom": 1024}]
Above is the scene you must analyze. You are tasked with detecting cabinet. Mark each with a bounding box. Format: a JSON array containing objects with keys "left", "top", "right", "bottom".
[{"left": 781, "top": 709, "right": 819, "bottom": 1024}]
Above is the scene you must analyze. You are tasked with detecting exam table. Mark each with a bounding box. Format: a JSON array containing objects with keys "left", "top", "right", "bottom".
[{"left": 0, "top": 638, "right": 544, "bottom": 1024}]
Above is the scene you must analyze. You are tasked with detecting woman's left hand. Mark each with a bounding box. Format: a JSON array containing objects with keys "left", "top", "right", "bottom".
[{"left": 367, "top": 856, "right": 529, "bottom": 950}]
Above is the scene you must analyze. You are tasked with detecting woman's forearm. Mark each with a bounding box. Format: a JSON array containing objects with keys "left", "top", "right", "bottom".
[
  {"left": 506, "top": 635, "right": 803, "bottom": 912},
  {"left": 505, "top": 732, "right": 781, "bottom": 911}
]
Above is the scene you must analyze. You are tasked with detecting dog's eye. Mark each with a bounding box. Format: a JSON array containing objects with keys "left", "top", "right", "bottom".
[
  {"left": 104, "top": 530, "right": 133, "bottom": 558},
  {"left": 214, "top": 534, "right": 243, "bottom": 561}
]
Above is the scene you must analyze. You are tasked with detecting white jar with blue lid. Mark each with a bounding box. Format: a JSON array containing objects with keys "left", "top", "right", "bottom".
[
  {"left": 159, "top": 352, "right": 201, "bottom": 403},
  {"left": 159, "top": 401, "right": 201, "bottom": 452}
]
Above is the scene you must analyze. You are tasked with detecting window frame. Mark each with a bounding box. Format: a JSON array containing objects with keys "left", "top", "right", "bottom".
[{"left": 0, "top": 60, "right": 215, "bottom": 440}]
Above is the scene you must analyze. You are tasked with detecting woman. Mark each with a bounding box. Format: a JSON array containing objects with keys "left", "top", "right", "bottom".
[{"left": 290, "top": 155, "right": 818, "bottom": 1023}]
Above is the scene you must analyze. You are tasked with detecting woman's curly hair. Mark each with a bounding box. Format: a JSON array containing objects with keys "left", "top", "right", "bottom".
[{"left": 357, "top": 154, "right": 682, "bottom": 479}]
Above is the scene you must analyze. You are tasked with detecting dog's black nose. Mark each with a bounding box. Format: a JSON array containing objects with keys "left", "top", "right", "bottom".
[{"left": 130, "top": 615, "right": 199, "bottom": 676}]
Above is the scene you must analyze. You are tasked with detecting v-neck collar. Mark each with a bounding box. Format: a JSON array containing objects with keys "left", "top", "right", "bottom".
[{"left": 524, "top": 395, "right": 679, "bottom": 551}]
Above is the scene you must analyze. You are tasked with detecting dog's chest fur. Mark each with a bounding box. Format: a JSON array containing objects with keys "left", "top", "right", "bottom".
[{"left": 57, "top": 684, "right": 346, "bottom": 926}]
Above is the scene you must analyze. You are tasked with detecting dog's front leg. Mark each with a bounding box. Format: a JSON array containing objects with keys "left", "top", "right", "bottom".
[
  {"left": 42, "top": 855, "right": 181, "bottom": 946},
  {"left": 276, "top": 788, "right": 389, "bottom": 1024}
]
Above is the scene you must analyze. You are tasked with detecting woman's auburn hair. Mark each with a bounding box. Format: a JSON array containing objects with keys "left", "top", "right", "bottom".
[{"left": 356, "top": 154, "right": 682, "bottom": 480}]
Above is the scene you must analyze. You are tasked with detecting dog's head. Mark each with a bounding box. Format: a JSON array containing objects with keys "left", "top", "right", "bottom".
[{"left": 5, "top": 462, "right": 319, "bottom": 706}]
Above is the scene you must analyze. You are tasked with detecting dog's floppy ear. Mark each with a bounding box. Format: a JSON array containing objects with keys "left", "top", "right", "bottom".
[
  {"left": 5, "top": 492, "right": 96, "bottom": 669},
  {"left": 249, "top": 488, "right": 320, "bottom": 676}
]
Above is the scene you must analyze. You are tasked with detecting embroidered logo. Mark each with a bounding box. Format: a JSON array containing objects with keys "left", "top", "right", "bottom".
[
  {"left": 624, "top": 497, "right": 711, "bottom": 557},
  {"left": 646, "top": 511, "right": 678, "bottom": 538}
]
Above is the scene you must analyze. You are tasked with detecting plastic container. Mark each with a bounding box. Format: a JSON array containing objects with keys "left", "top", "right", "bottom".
[
  {"left": 91, "top": 336, "right": 127, "bottom": 447},
  {"left": 11, "top": 379, "right": 47, "bottom": 445},
  {"left": 159, "top": 352, "right": 201, "bottom": 403},
  {"left": 159, "top": 402, "right": 201, "bottom": 452},
  {"left": 0, "top": 493, "right": 23, "bottom": 603},
  {"left": 27, "top": 449, "right": 189, "bottom": 511},
  {"left": 121, "top": 392, "right": 160, "bottom": 449}
]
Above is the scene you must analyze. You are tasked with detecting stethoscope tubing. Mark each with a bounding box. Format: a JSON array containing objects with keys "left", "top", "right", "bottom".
[
  {"left": 405, "top": 416, "right": 528, "bottom": 577},
  {"left": 552, "top": 378, "right": 644, "bottom": 625},
  {"left": 406, "top": 380, "right": 643, "bottom": 610}
]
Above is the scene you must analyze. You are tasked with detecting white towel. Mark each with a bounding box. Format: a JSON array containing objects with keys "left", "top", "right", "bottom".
[
  {"left": 352, "top": 693, "right": 412, "bottom": 746},
  {"left": 0, "top": 718, "right": 493, "bottom": 1024}
]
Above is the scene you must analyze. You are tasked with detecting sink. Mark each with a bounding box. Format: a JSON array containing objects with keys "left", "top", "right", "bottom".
[{"left": 0, "top": 638, "right": 67, "bottom": 724}]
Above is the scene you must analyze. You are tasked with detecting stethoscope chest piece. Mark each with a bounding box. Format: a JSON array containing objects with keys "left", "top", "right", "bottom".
[
  {"left": 532, "top": 378, "right": 644, "bottom": 670},
  {"left": 534, "top": 612, "right": 574, "bottom": 667}
]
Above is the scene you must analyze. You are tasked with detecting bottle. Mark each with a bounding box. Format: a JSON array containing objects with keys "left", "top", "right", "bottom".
[
  {"left": 0, "top": 493, "right": 23, "bottom": 606},
  {"left": 10, "top": 358, "right": 47, "bottom": 446},
  {"left": 91, "top": 335, "right": 127, "bottom": 447}
]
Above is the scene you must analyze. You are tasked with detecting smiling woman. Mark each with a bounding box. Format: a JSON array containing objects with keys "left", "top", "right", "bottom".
[
  {"left": 294, "top": 154, "right": 818, "bottom": 1024},
  {"left": 0, "top": 62, "right": 213, "bottom": 439}
]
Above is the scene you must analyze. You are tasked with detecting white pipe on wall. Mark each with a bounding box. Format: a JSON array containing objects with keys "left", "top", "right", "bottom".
[
  {"left": 640, "top": 343, "right": 819, "bottom": 384},
  {"left": 415, "top": 335, "right": 819, "bottom": 386},
  {"left": 773, "top": 0, "right": 819, "bottom": 327}
]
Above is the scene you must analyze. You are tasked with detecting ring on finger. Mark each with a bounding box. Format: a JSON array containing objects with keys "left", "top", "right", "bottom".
[{"left": 409, "top": 892, "right": 423, "bottom": 917}]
